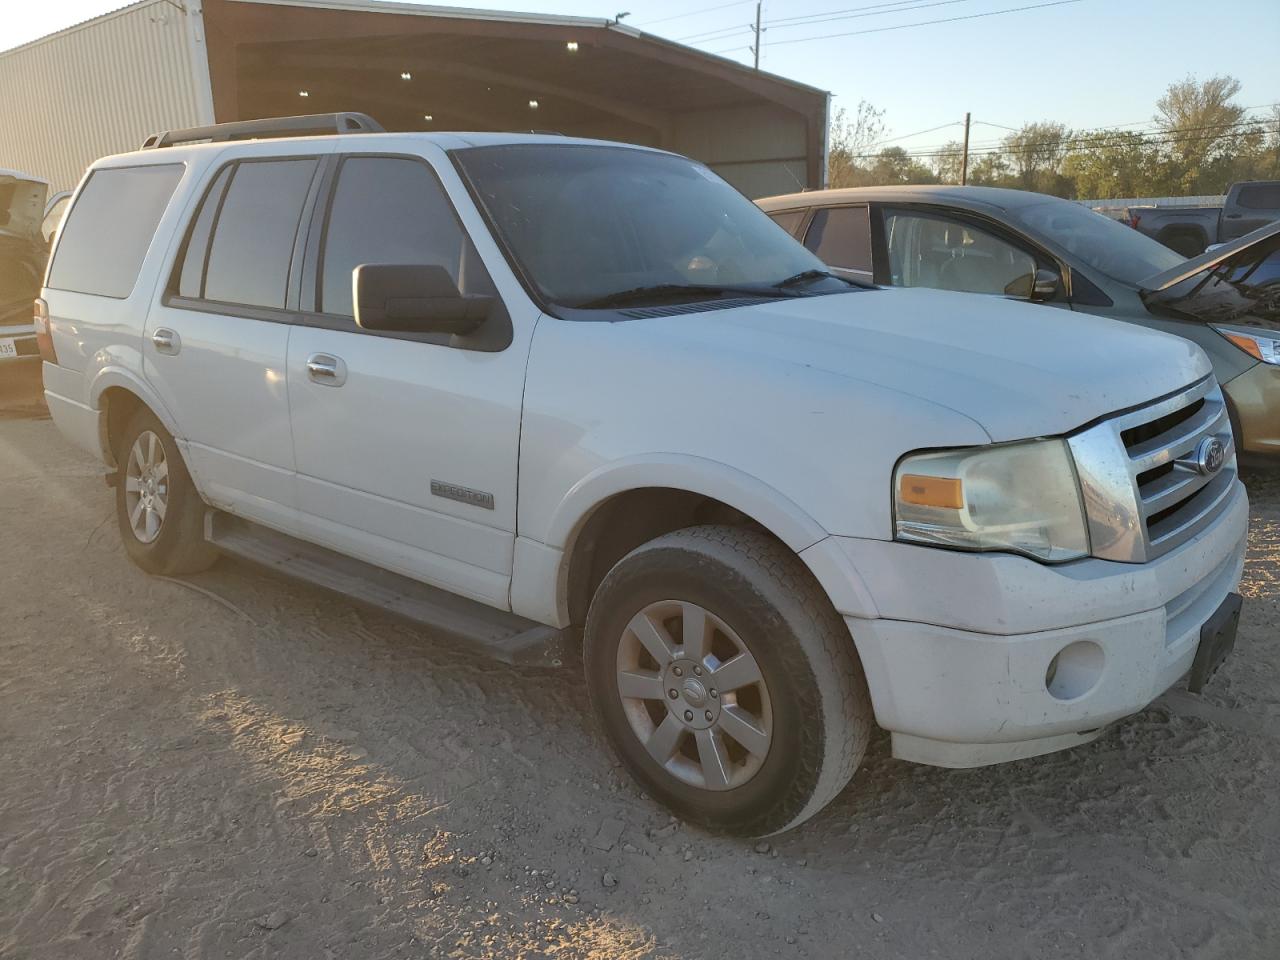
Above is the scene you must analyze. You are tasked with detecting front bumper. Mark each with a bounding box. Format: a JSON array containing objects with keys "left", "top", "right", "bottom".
[
  {"left": 1223, "top": 361, "right": 1280, "bottom": 457},
  {"left": 817, "top": 481, "right": 1248, "bottom": 768}
]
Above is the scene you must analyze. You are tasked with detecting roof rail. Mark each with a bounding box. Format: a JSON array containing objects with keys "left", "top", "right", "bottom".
[{"left": 141, "top": 113, "right": 384, "bottom": 149}]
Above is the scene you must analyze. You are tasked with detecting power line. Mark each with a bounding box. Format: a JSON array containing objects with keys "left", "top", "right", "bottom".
[
  {"left": 634, "top": 1, "right": 755, "bottom": 28},
  {"left": 866, "top": 120, "right": 964, "bottom": 149},
  {"left": 840, "top": 126, "right": 1275, "bottom": 163},
  {"left": 676, "top": 0, "right": 972, "bottom": 42},
  {"left": 767, "top": 0, "right": 1084, "bottom": 47},
  {"left": 766, "top": 0, "right": 975, "bottom": 30},
  {"left": 867, "top": 116, "right": 1278, "bottom": 157}
]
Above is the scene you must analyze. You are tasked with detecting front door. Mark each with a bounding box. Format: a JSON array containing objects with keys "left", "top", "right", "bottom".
[{"left": 286, "top": 150, "right": 534, "bottom": 608}]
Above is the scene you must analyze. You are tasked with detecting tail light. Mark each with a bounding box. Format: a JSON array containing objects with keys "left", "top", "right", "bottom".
[
  {"left": 34, "top": 298, "right": 57, "bottom": 364},
  {"left": 1128, "top": 213, "right": 1141, "bottom": 230}
]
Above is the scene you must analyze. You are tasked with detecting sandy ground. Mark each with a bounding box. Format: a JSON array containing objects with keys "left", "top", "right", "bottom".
[{"left": 1, "top": 378, "right": 1278, "bottom": 960}]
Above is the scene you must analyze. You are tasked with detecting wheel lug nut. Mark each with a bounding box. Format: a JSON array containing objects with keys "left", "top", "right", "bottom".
[
  {"left": 683, "top": 710, "right": 693, "bottom": 722},
  {"left": 709, "top": 689, "right": 718, "bottom": 698},
  {"left": 704, "top": 710, "right": 713, "bottom": 721},
  {"left": 668, "top": 689, "right": 678, "bottom": 699},
  {"left": 673, "top": 666, "right": 683, "bottom": 677},
  {"left": 693, "top": 666, "right": 702, "bottom": 676}
]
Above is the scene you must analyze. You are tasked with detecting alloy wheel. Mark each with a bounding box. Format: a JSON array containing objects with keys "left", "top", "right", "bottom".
[{"left": 615, "top": 600, "right": 773, "bottom": 791}]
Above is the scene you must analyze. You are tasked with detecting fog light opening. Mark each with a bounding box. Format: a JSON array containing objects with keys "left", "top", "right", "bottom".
[{"left": 1045, "top": 641, "right": 1105, "bottom": 701}]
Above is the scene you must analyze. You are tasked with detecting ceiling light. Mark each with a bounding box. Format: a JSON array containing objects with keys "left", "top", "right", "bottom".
[
  {"left": 298, "top": 90, "right": 309, "bottom": 97},
  {"left": 566, "top": 41, "right": 579, "bottom": 52},
  {"left": 528, "top": 99, "right": 539, "bottom": 109},
  {"left": 423, "top": 114, "right": 433, "bottom": 122},
  {"left": 400, "top": 71, "right": 412, "bottom": 80}
]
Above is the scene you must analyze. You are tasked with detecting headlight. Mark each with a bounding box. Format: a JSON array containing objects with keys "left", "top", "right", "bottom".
[
  {"left": 1213, "top": 325, "right": 1280, "bottom": 365},
  {"left": 894, "top": 439, "right": 1089, "bottom": 562}
]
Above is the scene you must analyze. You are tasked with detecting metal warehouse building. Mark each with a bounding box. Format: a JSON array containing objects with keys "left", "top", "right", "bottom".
[{"left": 0, "top": 0, "right": 829, "bottom": 197}]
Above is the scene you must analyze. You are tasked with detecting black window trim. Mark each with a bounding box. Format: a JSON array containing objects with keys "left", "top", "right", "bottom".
[
  {"left": 300, "top": 150, "right": 513, "bottom": 352},
  {"left": 163, "top": 152, "right": 327, "bottom": 323},
  {"left": 869, "top": 200, "right": 1076, "bottom": 303},
  {"left": 46, "top": 160, "right": 187, "bottom": 301}
]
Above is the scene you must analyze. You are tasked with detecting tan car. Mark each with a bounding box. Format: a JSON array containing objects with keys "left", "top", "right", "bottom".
[{"left": 758, "top": 186, "right": 1280, "bottom": 463}]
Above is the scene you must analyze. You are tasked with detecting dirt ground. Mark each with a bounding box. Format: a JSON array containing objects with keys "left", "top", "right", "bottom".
[{"left": 1, "top": 377, "right": 1278, "bottom": 960}]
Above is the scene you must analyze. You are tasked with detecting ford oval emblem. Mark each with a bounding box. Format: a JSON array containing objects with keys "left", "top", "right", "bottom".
[{"left": 1195, "top": 437, "right": 1226, "bottom": 476}]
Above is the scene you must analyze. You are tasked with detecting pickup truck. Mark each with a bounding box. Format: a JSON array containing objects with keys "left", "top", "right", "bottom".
[
  {"left": 1128, "top": 180, "right": 1280, "bottom": 256},
  {"left": 38, "top": 114, "right": 1248, "bottom": 836}
]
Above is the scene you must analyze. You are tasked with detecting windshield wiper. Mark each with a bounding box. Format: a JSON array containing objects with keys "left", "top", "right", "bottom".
[
  {"left": 773, "top": 268, "right": 870, "bottom": 290},
  {"left": 574, "top": 283, "right": 795, "bottom": 309}
]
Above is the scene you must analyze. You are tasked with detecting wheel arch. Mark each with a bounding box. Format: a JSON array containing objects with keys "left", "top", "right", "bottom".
[
  {"left": 90, "top": 370, "right": 180, "bottom": 469},
  {"left": 539, "top": 456, "right": 862, "bottom": 630}
]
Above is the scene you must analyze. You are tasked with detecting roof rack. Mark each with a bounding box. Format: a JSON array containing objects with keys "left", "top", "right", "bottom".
[{"left": 141, "top": 112, "right": 384, "bottom": 149}]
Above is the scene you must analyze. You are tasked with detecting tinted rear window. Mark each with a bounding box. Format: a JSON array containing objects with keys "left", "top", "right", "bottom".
[
  {"left": 1235, "top": 184, "right": 1280, "bottom": 211},
  {"left": 202, "top": 159, "right": 318, "bottom": 309},
  {"left": 46, "top": 164, "right": 183, "bottom": 298},
  {"left": 803, "top": 205, "right": 872, "bottom": 274}
]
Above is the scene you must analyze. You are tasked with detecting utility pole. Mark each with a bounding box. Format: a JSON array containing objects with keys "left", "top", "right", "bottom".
[
  {"left": 960, "top": 111, "right": 971, "bottom": 185},
  {"left": 751, "top": 1, "right": 762, "bottom": 70}
]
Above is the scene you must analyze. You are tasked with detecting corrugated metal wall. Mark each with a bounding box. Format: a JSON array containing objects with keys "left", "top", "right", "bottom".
[
  {"left": 670, "top": 104, "right": 811, "bottom": 200},
  {"left": 0, "top": 1, "right": 210, "bottom": 192}
]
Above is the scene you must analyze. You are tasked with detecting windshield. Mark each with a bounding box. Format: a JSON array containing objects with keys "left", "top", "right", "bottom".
[
  {"left": 454, "top": 144, "right": 843, "bottom": 308},
  {"left": 1012, "top": 199, "right": 1184, "bottom": 286}
]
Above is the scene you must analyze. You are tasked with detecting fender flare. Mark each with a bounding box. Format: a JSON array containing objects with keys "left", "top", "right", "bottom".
[
  {"left": 547, "top": 453, "right": 829, "bottom": 554},
  {"left": 87, "top": 367, "right": 182, "bottom": 460}
]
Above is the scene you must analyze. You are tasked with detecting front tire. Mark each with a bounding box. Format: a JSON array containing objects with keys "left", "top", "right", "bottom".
[
  {"left": 584, "top": 525, "right": 872, "bottom": 836},
  {"left": 114, "top": 407, "right": 218, "bottom": 575}
]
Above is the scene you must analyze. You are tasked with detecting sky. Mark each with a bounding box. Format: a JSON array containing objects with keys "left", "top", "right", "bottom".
[{"left": 8, "top": 0, "right": 1280, "bottom": 156}]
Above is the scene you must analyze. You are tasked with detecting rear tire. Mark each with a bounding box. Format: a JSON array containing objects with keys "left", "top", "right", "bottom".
[
  {"left": 584, "top": 525, "right": 872, "bottom": 836},
  {"left": 114, "top": 407, "right": 218, "bottom": 575}
]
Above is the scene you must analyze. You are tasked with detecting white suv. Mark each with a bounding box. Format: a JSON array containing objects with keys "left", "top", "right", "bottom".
[{"left": 38, "top": 114, "right": 1247, "bottom": 835}]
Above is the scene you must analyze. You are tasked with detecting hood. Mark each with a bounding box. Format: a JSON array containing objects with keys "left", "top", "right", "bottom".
[
  {"left": 1140, "top": 221, "right": 1280, "bottom": 332},
  {"left": 0, "top": 171, "right": 48, "bottom": 241},
  {"left": 643, "top": 287, "right": 1210, "bottom": 442},
  {"left": 1140, "top": 220, "right": 1280, "bottom": 293}
]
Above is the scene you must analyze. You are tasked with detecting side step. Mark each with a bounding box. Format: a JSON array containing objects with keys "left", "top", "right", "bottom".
[{"left": 205, "top": 512, "right": 568, "bottom": 668}]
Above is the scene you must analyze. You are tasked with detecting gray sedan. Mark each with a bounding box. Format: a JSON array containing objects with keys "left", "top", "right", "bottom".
[{"left": 757, "top": 185, "right": 1280, "bottom": 461}]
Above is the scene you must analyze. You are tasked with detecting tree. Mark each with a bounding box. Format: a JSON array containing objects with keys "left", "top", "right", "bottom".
[
  {"left": 1002, "top": 122, "right": 1073, "bottom": 193},
  {"left": 1155, "top": 75, "right": 1246, "bottom": 193},
  {"left": 1061, "top": 131, "right": 1158, "bottom": 199},
  {"left": 932, "top": 141, "right": 966, "bottom": 185},
  {"left": 827, "top": 100, "right": 885, "bottom": 188}
]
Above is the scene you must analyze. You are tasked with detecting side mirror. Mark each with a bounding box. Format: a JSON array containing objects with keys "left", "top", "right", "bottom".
[
  {"left": 1004, "top": 267, "right": 1061, "bottom": 302},
  {"left": 354, "top": 264, "right": 493, "bottom": 335}
]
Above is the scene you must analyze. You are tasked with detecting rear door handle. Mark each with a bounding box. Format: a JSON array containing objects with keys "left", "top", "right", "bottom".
[
  {"left": 1224, "top": 213, "right": 1243, "bottom": 219},
  {"left": 306, "top": 353, "right": 347, "bottom": 386},
  {"left": 151, "top": 328, "right": 181, "bottom": 355}
]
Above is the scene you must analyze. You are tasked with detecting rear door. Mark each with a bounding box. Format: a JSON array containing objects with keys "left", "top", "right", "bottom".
[
  {"left": 284, "top": 148, "right": 534, "bottom": 607},
  {"left": 1222, "top": 183, "right": 1280, "bottom": 242},
  {"left": 143, "top": 151, "right": 329, "bottom": 532},
  {"left": 798, "top": 204, "right": 874, "bottom": 282}
]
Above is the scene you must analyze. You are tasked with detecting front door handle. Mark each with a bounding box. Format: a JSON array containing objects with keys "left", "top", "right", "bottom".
[
  {"left": 306, "top": 353, "right": 347, "bottom": 386},
  {"left": 151, "top": 328, "right": 181, "bottom": 355}
]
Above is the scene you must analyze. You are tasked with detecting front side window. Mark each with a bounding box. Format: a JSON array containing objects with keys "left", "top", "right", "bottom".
[
  {"left": 318, "top": 156, "right": 493, "bottom": 318},
  {"left": 803, "top": 205, "right": 872, "bottom": 275},
  {"left": 192, "top": 158, "right": 319, "bottom": 309},
  {"left": 766, "top": 209, "right": 807, "bottom": 238},
  {"left": 882, "top": 208, "right": 1036, "bottom": 296},
  {"left": 46, "top": 164, "right": 183, "bottom": 298},
  {"left": 454, "top": 144, "right": 849, "bottom": 309}
]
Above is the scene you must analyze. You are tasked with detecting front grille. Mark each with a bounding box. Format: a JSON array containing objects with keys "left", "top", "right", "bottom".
[{"left": 1067, "top": 376, "right": 1238, "bottom": 563}]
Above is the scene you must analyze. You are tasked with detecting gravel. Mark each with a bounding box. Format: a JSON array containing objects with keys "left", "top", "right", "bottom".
[{"left": 2, "top": 400, "right": 1278, "bottom": 960}]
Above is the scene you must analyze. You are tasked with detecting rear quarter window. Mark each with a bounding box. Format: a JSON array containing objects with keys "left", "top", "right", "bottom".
[{"left": 46, "top": 164, "right": 184, "bottom": 299}]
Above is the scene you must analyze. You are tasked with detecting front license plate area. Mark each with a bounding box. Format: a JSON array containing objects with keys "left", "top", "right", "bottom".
[{"left": 1187, "top": 592, "right": 1242, "bottom": 694}]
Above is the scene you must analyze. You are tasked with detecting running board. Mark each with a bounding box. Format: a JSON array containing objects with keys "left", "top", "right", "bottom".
[{"left": 205, "top": 511, "right": 568, "bottom": 668}]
